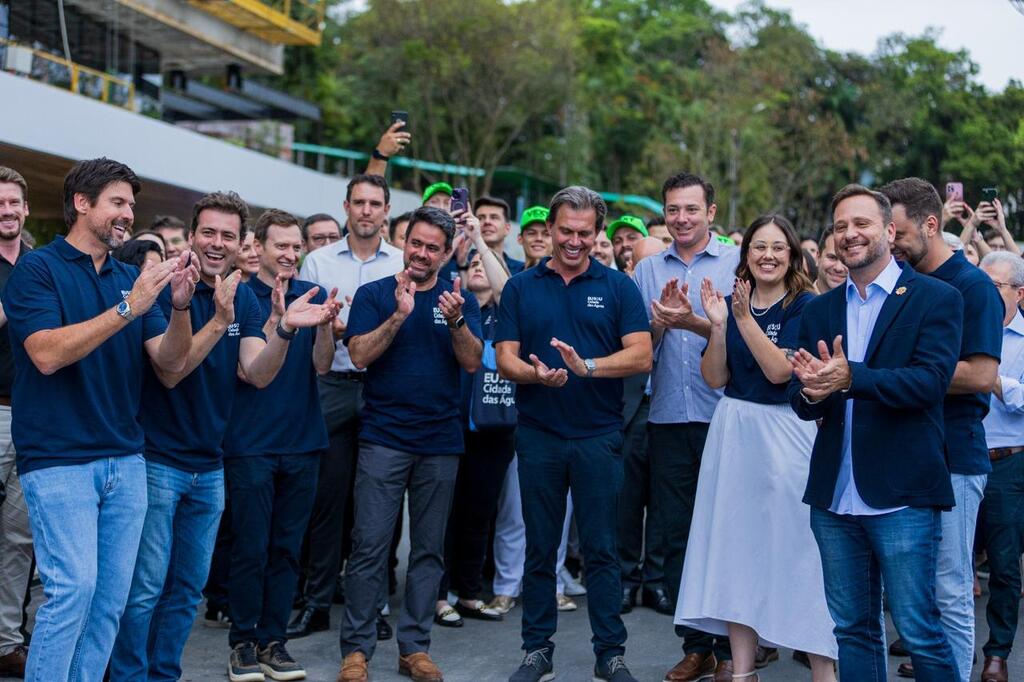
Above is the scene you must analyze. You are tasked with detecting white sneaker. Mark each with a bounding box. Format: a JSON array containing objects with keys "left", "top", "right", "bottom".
[
  {"left": 556, "top": 593, "right": 578, "bottom": 611},
  {"left": 558, "top": 567, "right": 587, "bottom": 596}
]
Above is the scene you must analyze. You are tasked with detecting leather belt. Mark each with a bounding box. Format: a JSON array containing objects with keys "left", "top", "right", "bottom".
[
  {"left": 0, "top": 396, "right": 10, "bottom": 407},
  {"left": 989, "top": 446, "right": 1024, "bottom": 462},
  {"left": 327, "top": 371, "right": 364, "bottom": 383}
]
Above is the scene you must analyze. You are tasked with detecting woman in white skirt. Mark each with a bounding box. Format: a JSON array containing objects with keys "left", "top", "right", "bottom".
[{"left": 675, "top": 214, "right": 837, "bottom": 681}]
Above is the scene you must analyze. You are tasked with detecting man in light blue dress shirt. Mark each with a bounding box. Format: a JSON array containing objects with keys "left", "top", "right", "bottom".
[
  {"left": 977, "top": 251, "right": 1024, "bottom": 682},
  {"left": 632, "top": 172, "right": 740, "bottom": 682}
]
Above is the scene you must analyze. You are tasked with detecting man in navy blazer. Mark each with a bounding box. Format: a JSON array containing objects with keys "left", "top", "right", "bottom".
[{"left": 787, "top": 184, "right": 963, "bottom": 682}]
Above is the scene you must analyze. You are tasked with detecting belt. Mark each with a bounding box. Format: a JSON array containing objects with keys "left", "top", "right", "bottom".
[
  {"left": 327, "top": 370, "right": 365, "bottom": 383},
  {"left": 989, "top": 446, "right": 1024, "bottom": 462},
  {"left": 0, "top": 396, "right": 10, "bottom": 407}
]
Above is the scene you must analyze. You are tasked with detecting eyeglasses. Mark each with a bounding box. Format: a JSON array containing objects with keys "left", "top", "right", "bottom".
[
  {"left": 748, "top": 242, "right": 790, "bottom": 256},
  {"left": 310, "top": 234, "right": 341, "bottom": 245},
  {"left": 991, "top": 281, "right": 1022, "bottom": 290}
]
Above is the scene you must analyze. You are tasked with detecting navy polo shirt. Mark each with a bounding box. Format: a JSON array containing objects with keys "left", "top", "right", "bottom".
[
  {"left": 140, "top": 280, "right": 264, "bottom": 472},
  {"left": 722, "top": 291, "right": 812, "bottom": 405},
  {"left": 223, "top": 277, "right": 329, "bottom": 458},
  {"left": 2, "top": 236, "right": 167, "bottom": 473},
  {"left": 494, "top": 257, "right": 650, "bottom": 439},
  {"left": 344, "top": 274, "right": 482, "bottom": 456},
  {"left": 930, "top": 250, "right": 1004, "bottom": 475}
]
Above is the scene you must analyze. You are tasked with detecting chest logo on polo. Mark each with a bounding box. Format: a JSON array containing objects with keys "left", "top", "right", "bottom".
[
  {"left": 432, "top": 307, "right": 446, "bottom": 325},
  {"left": 227, "top": 323, "right": 240, "bottom": 337},
  {"left": 765, "top": 322, "right": 781, "bottom": 345},
  {"left": 586, "top": 296, "right": 605, "bottom": 309},
  {"left": 121, "top": 290, "right": 131, "bottom": 298}
]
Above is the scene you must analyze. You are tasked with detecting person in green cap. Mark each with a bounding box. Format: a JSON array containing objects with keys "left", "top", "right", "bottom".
[
  {"left": 423, "top": 182, "right": 453, "bottom": 212},
  {"left": 517, "top": 206, "right": 552, "bottom": 269},
  {"left": 607, "top": 215, "right": 648, "bottom": 274}
]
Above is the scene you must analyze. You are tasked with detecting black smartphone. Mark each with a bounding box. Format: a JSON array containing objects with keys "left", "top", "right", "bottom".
[
  {"left": 390, "top": 110, "right": 409, "bottom": 128},
  {"left": 982, "top": 187, "right": 998, "bottom": 204},
  {"left": 450, "top": 187, "right": 469, "bottom": 214}
]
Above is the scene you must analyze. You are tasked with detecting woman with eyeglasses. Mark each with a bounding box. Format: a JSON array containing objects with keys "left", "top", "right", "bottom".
[{"left": 674, "top": 214, "right": 837, "bottom": 681}]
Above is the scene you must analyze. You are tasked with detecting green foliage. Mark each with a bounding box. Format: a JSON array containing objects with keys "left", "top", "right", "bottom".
[{"left": 269, "top": 0, "right": 1024, "bottom": 235}]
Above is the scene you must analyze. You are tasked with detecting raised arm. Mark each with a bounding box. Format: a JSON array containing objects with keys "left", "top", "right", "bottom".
[
  {"left": 731, "top": 280, "right": 795, "bottom": 384},
  {"left": 699, "top": 278, "right": 730, "bottom": 389}
]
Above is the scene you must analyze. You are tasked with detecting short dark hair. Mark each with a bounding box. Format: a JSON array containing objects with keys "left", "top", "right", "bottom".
[
  {"left": 254, "top": 208, "right": 300, "bottom": 243},
  {"left": 645, "top": 215, "right": 666, "bottom": 229},
  {"left": 346, "top": 174, "right": 390, "bottom": 205},
  {"left": 830, "top": 184, "right": 892, "bottom": 225},
  {"left": 548, "top": 186, "right": 607, "bottom": 233},
  {"left": 301, "top": 212, "right": 340, "bottom": 241},
  {"left": 151, "top": 215, "right": 185, "bottom": 232},
  {"left": 661, "top": 172, "right": 715, "bottom": 206},
  {"left": 817, "top": 225, "right": 835, "bottom": 254},
  {"left": 473, "top": 196, "right": 510, "bottom": 221},
  {"left": 190, "top": 191, "right": 250, "bottom": 240},
  {"left": 877, "top": 177, "right": 943, "bottom": 226},
  {"left": 130, "top": 230, "right": 167, "bottom": 251},
  {"left": 62, "top": 158, "right": 141, "bottom": 228},
  {"left": 406, "top": 206, "right": 456, "bottom": 249},
  {"left": 0, "top": 166, "right": 28, "bottom": 200},
  {"left": 389, "top": 211, "right": 413, "bottom": 242},
  {"left": 111, "top": 239, "right": 163, "bottom": 269}
]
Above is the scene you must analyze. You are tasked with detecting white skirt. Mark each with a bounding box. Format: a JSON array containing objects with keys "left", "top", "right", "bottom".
[{"left": 674, "top": 396, "right": 838, "bottom": 659}]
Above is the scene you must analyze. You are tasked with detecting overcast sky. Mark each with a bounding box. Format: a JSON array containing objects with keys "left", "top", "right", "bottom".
[{"left": 708, "top": 0, "right": 1024, "bottom": 92}]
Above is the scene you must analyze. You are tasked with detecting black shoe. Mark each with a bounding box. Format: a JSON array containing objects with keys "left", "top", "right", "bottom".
[
  {"left": 641, "top": 586, "right": 673, "bottom": 615},
  {"left": 889, "top": 637, "right": 909, "bottom": 657},
  {"left": 620, "top": 585, "right": 638, "bottom": 614},
  {"left": 897, "top": 661, "right": 915, "bottom": 678},
  {"left": 333, "top": 574, "right": 345, "bottom": 605},
  {"left": 509, "top": 648, "right": 554, "bottom": 682},
  {"left": 755, "top": 646, "right": 778, "bottom": 668},
  {"left": 792, "top": 650, "right": 811, "bottom": 669},
  {"left": 376, "top": 614, "right": 393, "bottom": 641},
  {"left": 285, "top": 606, "right": 329, "bottom": 639},
  {"left": 594, "top": 654, "right": 637, "bottom": 682}
]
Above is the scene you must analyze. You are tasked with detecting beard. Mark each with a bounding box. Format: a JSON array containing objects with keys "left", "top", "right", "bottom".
[{"left": 0, "top": 215, "right": 22, "bottom": 241}]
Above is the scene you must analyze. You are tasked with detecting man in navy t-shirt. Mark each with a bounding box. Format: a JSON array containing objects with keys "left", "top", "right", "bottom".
[
  {"left": 110, "top": 193, "right": 339, "bottom": 682},
  {"left": 2, "top": 158, "right": 198, "bottom": 681},
  {"left": 882, "top": 178, "right": 1004, "bottom": 682},
  {"left": 495, "top": 186, "right": 652, "bottom": 682},
  {"left": 220, "top": 209, "right": 339, "bottom": 680},
  {"left": 336, "top": 206, "right": 481, "bottom": 682}
]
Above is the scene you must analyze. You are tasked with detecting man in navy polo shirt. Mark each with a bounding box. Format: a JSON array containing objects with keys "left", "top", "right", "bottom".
[
  {"left": 221, "top": 208, "right": 338, "bottom": 681},
  {"left": 495, "top": 186, "right": 652, "bottom": 682},
  {"left": 111, "top": 192, "right": 339, "bottom": 682},
  {"left": 1, "top": 157, "right": 198, "bottom": 682},
  {"left": 335, "top": 206, "right": 481, "bottom": 682},
  {"left": 882, "top": 177, "right": 1003, "bottom": 682}
]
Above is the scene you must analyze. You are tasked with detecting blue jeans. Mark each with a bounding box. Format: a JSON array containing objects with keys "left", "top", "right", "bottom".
[
  {"left": 936, "top": 473, "right": 986, "bottom": 682},
  {"left": 110, "top": 461, "right": 225, "bottom": 681},
  {"left": 19, "top": 456, "right": 147, "bottom": 682},
  {"left": 516, "top": 425, "right": 626, "bottom": 663},
  {"left": 982, "top": 454, "right": 1024, "bottom": 657},
  {"left": 810, "top": 506, "right": 956, "bottom": 682}
]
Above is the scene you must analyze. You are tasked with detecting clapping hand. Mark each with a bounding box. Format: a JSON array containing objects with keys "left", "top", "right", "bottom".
[
  {"left": 169, "top": 251, "right": 199, "bottom": 310},
  {"left": 699, "top": 277, "right": 728, "bottom": 327},
  {"left": 213, "top": 270, "right": 242, "bottom": 326},
  {"left": 282, "top": 286, "right": 335, "bottom": 330},
  {"left": 550, "top": 337, "right": 587, "bottom": 377},
  {"left": 395, "top": 270, "right": 416, "bottom": 318},
  {"left": 438, "top": 276, "right": 465, "bottom": 323},
  {"left": 730, "top": 278, "right": 752, "bottom": 322},
  {"left": 791, "top": 336, "right": 850, "bottom": 400},
  {"left": 529, "top": 353, "right": 569, "bottom": 387},
  {"left": 651, "top": 278, "right": 695, "bottom": 329}
]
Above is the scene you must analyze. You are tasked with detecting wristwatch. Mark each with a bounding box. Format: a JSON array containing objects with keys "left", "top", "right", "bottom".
[
  {"left": 371, "top": 148, "right": 390, "bottom": 161},
  {"left": 116, "top": 299, "right": 135, "bottom": 322},
  {"left": 275, "top": 319, "right": 298, "bottom": 341},
  {"left": 584, "top": 358, "right": 597, "bottom": 377},
  {"left": 447, "top": 315, "right": 466, "bottom": 330}
]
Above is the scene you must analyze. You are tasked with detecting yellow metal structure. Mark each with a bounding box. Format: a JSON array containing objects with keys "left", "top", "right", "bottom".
[
  {"left": 1, "top": 39, "right": 136, "bottom": 110},
  {"left": 187, "top": 0, "right": 325, "bottom": 45}
]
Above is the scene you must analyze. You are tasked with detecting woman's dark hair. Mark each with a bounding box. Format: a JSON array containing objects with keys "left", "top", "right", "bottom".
[
  {"left": 735, "top": 214, "right": 815, "bottom": 308},
  {"left": 802, "top": 249, "right": 819, "bottom": 281},
  {"left": 111, "top": 239, "right": 164, "bottom": 269}
]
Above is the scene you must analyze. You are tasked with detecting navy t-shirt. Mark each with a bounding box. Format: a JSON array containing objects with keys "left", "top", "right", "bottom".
[
  {"left": 722, "top": 291, "right": 812, "bottom": 405},
  {"left": 344, "top": 274, "right": 482, "bottom": 455},
  {"left": 140, "top": 280, "right": 264, "bottom": 472},
  {"left": 494, "top": 257, "right": 650, "bottom": 439},
  {"left": 930, "top": 250, "right": 1004, "bottom": 475},
  {"left": 2, "top": 237, "right": 167, "bottom": 473},
  {"left": 223, "top": 277, "right": 329, "bottom": 458}
]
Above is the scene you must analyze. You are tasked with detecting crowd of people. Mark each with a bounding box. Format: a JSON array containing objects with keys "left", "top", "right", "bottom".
[{"left": 0, "top": 125, "right": 1021, "bottom": 682}]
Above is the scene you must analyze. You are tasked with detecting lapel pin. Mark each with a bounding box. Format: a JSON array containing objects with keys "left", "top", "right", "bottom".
[{"left": 895, "top": 286, "right": 907, "bottom": 296}]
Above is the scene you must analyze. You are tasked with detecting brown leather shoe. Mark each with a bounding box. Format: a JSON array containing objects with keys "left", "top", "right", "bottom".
[
  {"left": 713, "top": 659, "right": 735, "bottom": 682},
  {"left": 399, "top": 652, "right": 444, "bottom": 682},
  {"left": 982, "top": 656, "right": 1008, "bottom": 682},
  {"left": 664, "top": 652, "right": 716, "bottom": 681},
  {"left": 0, "top": 645, "right": 27, "bottom": 678},
  {"left": 337, "top": 651, "right": 368, "bottom": 682}
]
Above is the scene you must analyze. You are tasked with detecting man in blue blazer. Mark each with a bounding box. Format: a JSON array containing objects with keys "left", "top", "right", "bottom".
[{"left": 787, "top": 184, "right": 963, "bottom": 682}]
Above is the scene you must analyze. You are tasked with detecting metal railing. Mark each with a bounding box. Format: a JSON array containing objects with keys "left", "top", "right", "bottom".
[{"left": 1, "top": 40, "right": 135, "bottom": 110}]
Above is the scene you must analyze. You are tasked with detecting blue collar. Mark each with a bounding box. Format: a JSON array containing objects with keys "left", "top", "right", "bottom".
[
  {"left": 248, "top": 274, "right": 301, "bottom": 299},
  {"left": 1008, "top": 309, "right": 1024, "bottom": 337},
  {"left": 53, "top": 235, "right": 115, "bottom": 273},
  {"left": 845, "top": 256, "right": 902, "bottom": 302},
  {"left": 662, "top": 232, "right": 732, "bottom": 264},
  {"left": 532, "top": 256, "right": 607, "bottom": 280}
]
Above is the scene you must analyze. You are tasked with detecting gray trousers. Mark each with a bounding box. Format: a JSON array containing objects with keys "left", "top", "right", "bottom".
[
  {"left": 0, "top": 404, "right": 32, "bottom": 656},
  {"left": 339, "top": 442, "right": 457, "bottom": 660}
]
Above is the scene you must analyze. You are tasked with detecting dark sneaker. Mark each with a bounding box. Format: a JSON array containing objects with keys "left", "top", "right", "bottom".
[
  {"left": 594, "top": 655, "right": 638, "bottom": 682},
  {"left": 509, "top": 648, "right": 555, "bottom": 682},
  {"left": 229, "top": 642, "right": 265, "bottom": 682},
  {"left": 258, "top": 641, "right": 305, "bottom": 681}
]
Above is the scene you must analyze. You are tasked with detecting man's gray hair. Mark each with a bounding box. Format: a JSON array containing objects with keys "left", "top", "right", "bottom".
[
  {"left": 942, "top": 231, "right": 964, "bottom": 251},
  {"left": 548, "top": 185, "right": 607, "bottom": 233},
  {"left": 982, "top": 251, "right": 1024, "bottom": 287}
]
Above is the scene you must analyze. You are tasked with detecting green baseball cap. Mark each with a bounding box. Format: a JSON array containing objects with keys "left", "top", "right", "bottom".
[
  {"left": 519, "top": 205, "right": 550, "bottom": 229},
  {"left": 715, "top": 234, "right": 735, "bottom": 245},
  {"left": 606, "top": 215, "right": 648, "bottom": 241},
  {"left": 422, "top": 182, "right": 453, "bottom": 204}
]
